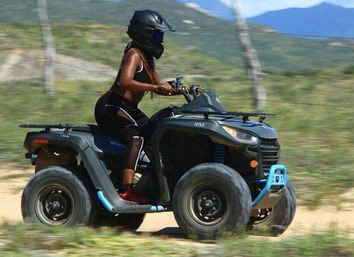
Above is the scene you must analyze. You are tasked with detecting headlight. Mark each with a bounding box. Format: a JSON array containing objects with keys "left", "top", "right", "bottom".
[{"left": 222, "top": 126, "right": 259, "bottom": 145}]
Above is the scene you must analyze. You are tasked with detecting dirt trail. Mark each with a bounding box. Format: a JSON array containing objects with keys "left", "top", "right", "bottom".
[
  {"left": 0, "top": 50, "right": 115, "bottom": 82},
  {"left": 1, "top": 169, "right": 353, "bottom": 239}
]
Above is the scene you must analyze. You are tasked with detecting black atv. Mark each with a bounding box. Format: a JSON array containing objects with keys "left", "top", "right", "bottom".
[{"left": 20, "top": 77, "right": 296, "bottom": 239}]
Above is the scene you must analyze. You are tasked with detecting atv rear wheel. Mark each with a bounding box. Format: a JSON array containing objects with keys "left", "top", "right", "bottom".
[
  {"left": 21, "top": 166, "right": 94, "bottom": 226},
  {"left": 173, "top": 163, "right": 251, "bottom": 239},
  {"left": 249, "top": 180, "right": 296, "bottom": 236}
]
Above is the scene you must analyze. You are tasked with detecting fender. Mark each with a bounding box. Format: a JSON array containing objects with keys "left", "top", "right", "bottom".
[
  {"left": 151, "top": 116, "right": 240, "bottom": 203},
  {"left": 23, "top": 127, "right": 166, "bottom": 213}
]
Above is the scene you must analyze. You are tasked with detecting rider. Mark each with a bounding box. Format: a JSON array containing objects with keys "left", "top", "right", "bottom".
[{"left": 95, "top": 10, "right": 174, "bottom": 203}]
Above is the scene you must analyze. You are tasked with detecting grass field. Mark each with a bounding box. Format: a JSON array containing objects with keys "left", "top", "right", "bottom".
[{"left": 0, "top": 223, "right": 352, "bottom": 257}]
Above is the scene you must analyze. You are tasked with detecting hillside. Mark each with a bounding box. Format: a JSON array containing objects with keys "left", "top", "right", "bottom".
[
  {"left": 248, "top": 2, "right": 354, "bottom": 39},
  {"left": 0, "top": 0, "right": 354, "bottom": 70},
  {"left": 0, "top": 21, "right": 242, "bottom": 82}
]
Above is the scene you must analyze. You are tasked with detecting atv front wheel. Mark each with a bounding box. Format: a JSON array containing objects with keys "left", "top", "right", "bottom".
[
  {"left": 249, "top": 180, "right": 296, "bottom": 236},
  {"left": 173, "top": 163, "right": 251, "bottom": 239},
  {"left": 21, "top": 166, "right": 94, "bottom": 226}
]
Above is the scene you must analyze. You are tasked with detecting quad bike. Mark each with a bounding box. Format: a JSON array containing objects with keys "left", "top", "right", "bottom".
[{"left": 20, "top": 77, "right": 296, "bottom": 239}]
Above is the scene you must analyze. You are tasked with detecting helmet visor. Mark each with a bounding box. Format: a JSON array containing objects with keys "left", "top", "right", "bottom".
[{"left": 153, "top": 30, "right": 164, "bottom": 43}]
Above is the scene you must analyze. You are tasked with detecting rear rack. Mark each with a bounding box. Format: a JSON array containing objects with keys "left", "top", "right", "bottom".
[
  {"left": 19, "top": 123, "right": 74, "bottom": 129},
  {"left": 181, "top": 110, "right": 276, "bottom": 123},
  {"left": 19, "top": 123, "right": 74, "bottom": 132}
]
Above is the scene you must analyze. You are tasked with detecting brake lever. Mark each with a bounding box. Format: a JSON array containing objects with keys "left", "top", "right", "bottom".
[
  {"left": 180, "top": 86, "right": 191, "bottom": 102},
  {"left": 167, "top": 80, "right": 178, "bottom": 91},
  {"left": 190, "top": 85, "right": 198, "bottom": 99}
]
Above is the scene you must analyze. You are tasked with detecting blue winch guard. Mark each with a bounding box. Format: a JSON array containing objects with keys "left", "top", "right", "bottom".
[{"left": 248, "top": 164, "right": 287, "bottom": 207}]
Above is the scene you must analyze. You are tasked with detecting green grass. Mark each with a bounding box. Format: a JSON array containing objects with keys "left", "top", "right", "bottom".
[
  {"left": 0, "top": 223, "right": 352, "bottom": 256},
  {"left": 262, "top": 71, "right": 354, "bottom": 206},
  {"left": 221, "top": 228, "right": 354, "bottom": 257}
]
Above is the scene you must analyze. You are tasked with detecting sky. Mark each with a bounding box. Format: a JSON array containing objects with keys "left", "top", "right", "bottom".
[{"left": 221, "top": 0, "right": 354, "bottom": 17}]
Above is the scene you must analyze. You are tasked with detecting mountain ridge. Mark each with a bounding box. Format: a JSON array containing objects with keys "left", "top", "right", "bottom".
[
  {"left": 177, "top": 0, "right": 234, "bottom": 20},
  {"left": 247, "top": 2, "right": 354, "bottom": 38}
]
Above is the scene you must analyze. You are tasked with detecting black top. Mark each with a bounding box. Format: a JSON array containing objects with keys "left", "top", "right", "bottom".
[{"left": 111, "top": 42, "right": 154, "bottom": 92}]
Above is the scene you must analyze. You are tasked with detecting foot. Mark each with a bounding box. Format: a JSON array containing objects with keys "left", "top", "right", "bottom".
[{"left": 119, "top": 187, "right": 149, "bottom": 203}]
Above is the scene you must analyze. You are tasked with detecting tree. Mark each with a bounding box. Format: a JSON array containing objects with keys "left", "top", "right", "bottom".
[
  {"left": 37, "top": 0, "right": 56, "bottom": 95},
  {"left": 231, "top": 0, "right": 266, "bottom": 110}
]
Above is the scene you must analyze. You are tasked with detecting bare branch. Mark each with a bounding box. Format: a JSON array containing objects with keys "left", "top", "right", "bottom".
[
  {"left": 37, "top": 0, "right": 55, "bottom": 95},
  {"left": 231, "top": 0, "right": 266, "bottom": 110}
]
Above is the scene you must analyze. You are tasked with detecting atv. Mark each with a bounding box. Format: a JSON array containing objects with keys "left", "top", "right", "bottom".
[{"left": 20, "top": 77, "right": 296, "bottom": 239}]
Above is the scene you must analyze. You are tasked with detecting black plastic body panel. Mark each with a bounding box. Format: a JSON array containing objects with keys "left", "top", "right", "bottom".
[{"left": 179, "top": 91, "right": 226, "bottom": 113}]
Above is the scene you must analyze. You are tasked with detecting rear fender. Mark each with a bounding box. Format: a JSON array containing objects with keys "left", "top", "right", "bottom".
[{"left": 23, "top": 129, "right": 169, "bottom": 213}]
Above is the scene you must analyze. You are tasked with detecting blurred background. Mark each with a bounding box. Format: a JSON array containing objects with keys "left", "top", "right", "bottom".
[{"left": 0, "top": 0, "right": 353, "bottom": 255}]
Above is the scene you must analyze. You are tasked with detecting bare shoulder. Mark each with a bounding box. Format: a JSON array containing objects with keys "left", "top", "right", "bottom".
[
  {"left": 122, "top": 48, "right": 141, "bottom": 67},
  {"left": 125, "top": 48, "right": 141, "bottom": 60}
]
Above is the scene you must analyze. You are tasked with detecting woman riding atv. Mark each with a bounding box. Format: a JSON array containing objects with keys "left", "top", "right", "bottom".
[{"left": 94, "top": 10, "right": 175, "bottom": 203}]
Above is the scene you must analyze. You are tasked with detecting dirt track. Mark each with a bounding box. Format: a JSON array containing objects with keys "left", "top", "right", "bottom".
[{"left": 1, "top": 169, "right": 353, "bottom": 239}]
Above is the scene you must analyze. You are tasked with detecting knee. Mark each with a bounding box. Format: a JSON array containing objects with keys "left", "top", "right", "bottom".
[
  {"left": 131, "top": 136, "right": 144, "bottom": 148},
  {"left": 125, "top": 136, "right": 144, "bottom": 152}
]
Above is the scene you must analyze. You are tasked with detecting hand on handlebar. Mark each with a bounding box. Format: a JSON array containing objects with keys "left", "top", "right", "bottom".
[
  {"left": 155, "top": 82, "right": 173, "bottom": 95},
  {"left": 161, "top": 77, "right": 204, "bottom": 99},
  {"left": 189, "top": 85, "right": 202, "bottom": 96}
]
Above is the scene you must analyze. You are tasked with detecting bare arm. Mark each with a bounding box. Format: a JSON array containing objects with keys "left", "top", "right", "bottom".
[
  {"left": 119, "top": 49, "right": 173, "bottom": 98},
  {"left": 119, "top": 50, "right": 159, "bottom": 92}
]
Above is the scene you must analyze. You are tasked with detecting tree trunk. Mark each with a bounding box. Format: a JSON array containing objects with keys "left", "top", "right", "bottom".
[
  {"left": 231, "top": 0, "right": 266, "bottom": 110},
  {"left": 37, "top": 0, "right": 55, "bottom": 95}
]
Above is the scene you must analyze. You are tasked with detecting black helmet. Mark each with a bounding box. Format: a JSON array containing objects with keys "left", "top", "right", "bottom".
[{"left": 127, "top": 10, "right": 174, "bottom": 59}]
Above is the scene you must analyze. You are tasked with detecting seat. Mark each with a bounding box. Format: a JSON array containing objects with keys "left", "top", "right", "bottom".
[
  {"left": 71, "top": 124, "right": 102, "bottom": 133},
  {"left": 71, "top": 124, "right": 126, "bottom": 157}
]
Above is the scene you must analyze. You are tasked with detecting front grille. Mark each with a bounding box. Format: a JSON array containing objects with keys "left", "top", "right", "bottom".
[{"left": 260, "top": 139, "right": 280, "bottom": 175}]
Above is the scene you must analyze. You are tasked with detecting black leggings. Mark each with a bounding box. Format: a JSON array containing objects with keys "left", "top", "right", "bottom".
[{"left": 95, "top": 91, "right": 150, "bottom": 170}]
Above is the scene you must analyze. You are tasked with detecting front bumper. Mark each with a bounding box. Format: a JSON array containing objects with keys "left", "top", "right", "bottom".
[{"left": 247, "top": 164, "right": 287, "bottom": 209}]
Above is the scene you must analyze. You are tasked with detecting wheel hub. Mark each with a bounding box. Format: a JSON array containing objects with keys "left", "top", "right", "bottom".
[
  {"left": 45, "top": 193, "right": 68, "bottom": 217},
  {"left": 203, "top": 199, "right": 214, "bottom": 208},
  {"left": 50, "top": 200, "right": 61, "bottom": 210},
  {"left": 36, "top": 186, "right": 73, "bottom": 225},
  {"left": 193, "top": 190, "right": 224, "bottom": 224}
]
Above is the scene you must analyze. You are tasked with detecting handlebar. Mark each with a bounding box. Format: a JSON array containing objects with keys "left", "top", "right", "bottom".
[{"left": 167, "top": 76, "right": 203, "bottom": 102}]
